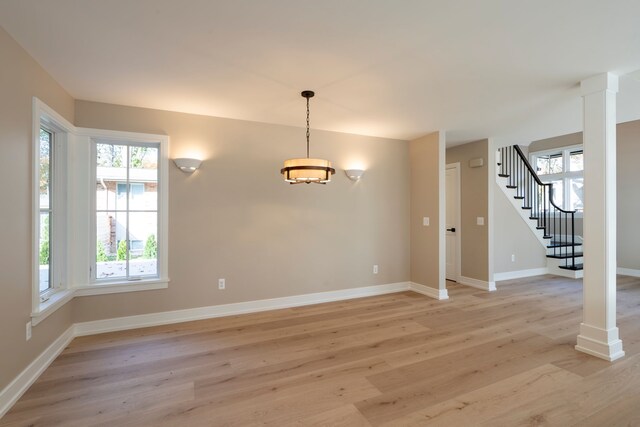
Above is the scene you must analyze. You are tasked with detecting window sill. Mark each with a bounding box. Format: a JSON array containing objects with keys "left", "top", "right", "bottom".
[
  {"left": 31, "top": 289, "right": 75, "bottom": 326},
  {"left": 73, "top": 278, "right": 169, "bottom": 297}
]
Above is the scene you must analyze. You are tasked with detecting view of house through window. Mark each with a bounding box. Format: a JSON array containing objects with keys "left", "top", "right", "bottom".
[
  {"left": 38, "top": 127, "right": 53, "bottom": 292},
  {"left": 532, "top": 147, "right": 584, "bottom": 211},
  {"left": 95, "top": 142, "right": 159, "bottom": 280}
]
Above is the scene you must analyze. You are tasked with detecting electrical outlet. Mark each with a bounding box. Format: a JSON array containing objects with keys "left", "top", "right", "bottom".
[
  {"left": 218, "top": 278, "right": 226, "bottom": 290},
  {"left": 373, "top": 265, "right": 379, "bottom": 274},
  {"left": 26, "top": 321, "right": 32, "bottom": 341},
  {"left": 511, "top": 254, "right": 516, "bottom": 262},
  {"left": 423, "top": 217, "right": 430, "bottom": 226},
  {"left": 477, "top": 216, "right": 485, "bottom": 226}
]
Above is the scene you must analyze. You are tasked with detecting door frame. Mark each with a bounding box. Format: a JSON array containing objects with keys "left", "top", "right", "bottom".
[{"left": 446, "top": 162, "right": 462, "bottom": 282}]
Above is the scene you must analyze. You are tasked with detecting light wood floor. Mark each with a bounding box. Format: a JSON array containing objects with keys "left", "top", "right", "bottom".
[{"left": 3, "top": 275, "right": 640, "bottom": 426}]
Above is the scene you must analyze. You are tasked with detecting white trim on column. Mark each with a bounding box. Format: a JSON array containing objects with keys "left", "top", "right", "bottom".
[
  {"left": 576, "top": 72, "right": 623, "bottom": 362},
  {"left": 458, "top": 276, "right": 497, "bottom": 291},
  {"left": 576, "top": 323, "right": 624, "bottom": 362}
]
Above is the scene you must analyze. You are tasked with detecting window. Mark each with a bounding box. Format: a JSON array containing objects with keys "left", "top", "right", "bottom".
[
  {"left": 93, "top": 140, "right": 161, "bottom": 282},
  {"left": 531, "top": 146, "right": 584, "bottom": 211},
  {"left": 33, "top": 98, "right": 73, "bottom": 321},
  {"left": 32, "top": 98, "right": 169, "bottom": 324},
  {"left": 38, "top": 127, "right": 54, "bottom": 294}
]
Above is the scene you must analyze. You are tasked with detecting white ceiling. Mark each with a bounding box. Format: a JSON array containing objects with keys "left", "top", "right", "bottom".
[{"left": 2, "top": 0, "right": 640, "bottom": 145}]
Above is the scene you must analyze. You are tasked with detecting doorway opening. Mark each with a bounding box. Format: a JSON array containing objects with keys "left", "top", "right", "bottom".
[{"left": 446, "top": 163, "right": 461, "bottom": 282}]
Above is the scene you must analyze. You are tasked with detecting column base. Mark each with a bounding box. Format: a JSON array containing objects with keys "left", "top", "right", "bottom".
[{"left": 575, "top": 323, "right": 625, "bottom": 361}]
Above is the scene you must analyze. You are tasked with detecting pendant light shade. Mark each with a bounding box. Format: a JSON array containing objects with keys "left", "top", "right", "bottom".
[{"left": 281, "top": 91, "right": 335, "bottom": 184}]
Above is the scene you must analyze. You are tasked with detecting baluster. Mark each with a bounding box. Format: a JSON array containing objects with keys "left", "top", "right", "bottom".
[
  {"left": 565, "top": 212, "right": 568, "bottom": 268},
  {"left": 509, "top": 146, "right": 514, "bottom": 185},
  {"left": 571, "top": 213, "right": 576, "bottom": 269},
  {"left": 529, "top": 171, "right": 532, "bottom": 210}
]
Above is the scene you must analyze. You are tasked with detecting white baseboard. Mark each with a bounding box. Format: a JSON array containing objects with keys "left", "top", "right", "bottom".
[
  {"left": 617, "top": 267, "right": 640, "bottom": 278},
  {"left": 409, "top": 282, "right": 449, "bottom": 300},
  {"left": 457, "top": 276, "right": 497, "bottom": 291},
  {"left": 0, "top": 325, "right": 75, "bottom": 418},
  {"left": 74, "top": 282, "right": 411, "bottom": 336},
  {"left": 3, "top": 280, "right": 458, "bottom": 418},
  {"left": 494, "top": 267, "right": 549, "bottom": 281}
]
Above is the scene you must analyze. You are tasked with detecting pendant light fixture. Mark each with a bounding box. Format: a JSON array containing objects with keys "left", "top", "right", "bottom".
[{"left": 281, "top": 90, "right": 335, "bottom": 184}]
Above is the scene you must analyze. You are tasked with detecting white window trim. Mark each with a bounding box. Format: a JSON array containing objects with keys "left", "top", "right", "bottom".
[
  {"left": 76, "top": 127, "right": 170, "bottom": 290},
  {"left": 529, "top": 144, "right": 584, "bottom": 216},
  {"left": 31, "top": 98, "right": 170, "bottom": 325},
  {"left": 32, "top": 98, "right": 74, "bottom": 319}
]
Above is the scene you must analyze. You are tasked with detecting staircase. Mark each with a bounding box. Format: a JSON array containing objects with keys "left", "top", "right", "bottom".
[{"left": 496, "top": 145, "right": 583, "bottom": 279}]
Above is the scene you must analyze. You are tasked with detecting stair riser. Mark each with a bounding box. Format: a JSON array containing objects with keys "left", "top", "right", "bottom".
[
  {"left": 547, "top": 247, "right": 582, "bottom": 257},
  {"left": 547, "top": 257, "right": 583, "bottom": 267}
]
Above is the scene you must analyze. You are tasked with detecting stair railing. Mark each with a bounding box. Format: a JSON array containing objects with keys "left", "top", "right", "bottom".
[{"left": 497, "top": 145, "right": 578, "bottom": 269}]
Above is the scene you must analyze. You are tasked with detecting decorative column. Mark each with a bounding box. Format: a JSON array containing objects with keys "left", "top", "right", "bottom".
[{"left": 575, "top": 73, "right": 624, "bottom": 361}]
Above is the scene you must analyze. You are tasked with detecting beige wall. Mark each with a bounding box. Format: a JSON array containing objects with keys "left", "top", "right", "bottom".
[
  {"left": 0, "top": 28, "right": 75, "bottom": 391},
  {"left": 493, "top": 187, "right": 548, "bottom": 273},
  {"left": 492, "top": 142, "right": 548, "bottom": 274},
  {"left": 73, "top": 101, "right": 410, "bottom": 321},
  {"left": 446, "top": 140, "right": 489, "bottom": 281},
  {"left": 409, "top": 132, "right": 444, "bottom": 290},
  {"left": 530, "top": 121, "right": 640, "bottom": 270}
]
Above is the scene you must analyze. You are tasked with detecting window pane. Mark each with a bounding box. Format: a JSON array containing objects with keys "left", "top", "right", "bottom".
[
  {"left": 39, "top": 129, "right": 51, "bottom": 210},
  {"left": 97, "top": 143, "right": 128, "bottom": 213},
  {"left": 549, "top": 153, "right": 563, "bottom": 174},
  {"left": 96, "top": 143, "right": 125, "bottom": 168},
  {"left": 96, "top": 211, "right": 127, "bottom": 280},
  {"left": 536, "top": 153, "right": 563, "bottom": 175},
  {"left": 569, "top": 177, "right": 584, "bottom": 211},
  {"left": 39, "top": 212, "right": 51, "bottom": 292},
  {"left": 535, "top": 157, "right": 549, "bottom": 175},
  {"left": 94, "top": 142, "right": 161, "bottom": 282},
  {"left": 95, "top": 180, "right": 115, "bottom": 211},
  {"left": 129, "top": 182, "right": 157, "bottom": 210},
  {"left": 129, "top": 212, "right": 157, "bottom": 277},
  {"left": 570, "top": 150, "right": 584, "bottom": 172},
  {"left": 548, "top": 180, "right": 563, "bottom": 207},
  {"left": 129, "top": 146, "right": 158, "bottom": 178},
  {"left": 116, "top": 182, "right": 127, "bottom": 210}
]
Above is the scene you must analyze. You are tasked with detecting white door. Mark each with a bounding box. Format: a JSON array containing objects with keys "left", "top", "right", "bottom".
[{"left": 445, "top": 164, "right": 460, "bottom": 281}]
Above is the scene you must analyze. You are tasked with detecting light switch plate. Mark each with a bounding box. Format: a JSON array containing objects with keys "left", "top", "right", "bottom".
[
  {"left": 423, "top": 217, "right": 429, "bottom": 226},
  {"left": 477, "top": 217, "right": 485, "bottom": 226}
]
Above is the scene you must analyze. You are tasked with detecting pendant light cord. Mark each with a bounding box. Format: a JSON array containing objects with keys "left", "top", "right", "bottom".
[{"left": 306, "top": 96, "right": 310, "bottom": 158}]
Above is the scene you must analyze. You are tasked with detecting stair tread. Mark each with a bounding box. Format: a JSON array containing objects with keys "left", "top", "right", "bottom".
[
  {"left": 547, "top": 242, "right": 581, "bottom": 248},
  {"left": 498, "top": 174, "right": 509, "bottom": 177},
  {"left": 547, "top": 252, "right": 584, "bottom": 259},
  {"left": 514, "top": 196, "right": 525, "bottom": 199},
  {"left": 506, "top": 185, "right": 517, "bottom": 189},
  {"left": 558, "top": 263, "right": 584, "bottom": 271},
  {"left": 522, "top": 206, "right": 532, "bottom": 210}
]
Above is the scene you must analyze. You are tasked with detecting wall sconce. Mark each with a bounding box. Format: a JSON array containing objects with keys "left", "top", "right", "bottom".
[
  {"left": 345, "top": 169, "right": 364, "bottom": 181},
  {"left": 174, "top": 158, "right": 202, "bottom": 173}
]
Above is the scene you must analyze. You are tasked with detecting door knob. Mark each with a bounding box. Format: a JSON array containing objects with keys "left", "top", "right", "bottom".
[{"left": 447, "top": 227, "right": 456, "bottom": 232}]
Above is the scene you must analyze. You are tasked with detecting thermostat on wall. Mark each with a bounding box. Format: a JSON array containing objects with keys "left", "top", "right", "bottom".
[{"left": 469, "top": 158, "right": 484, "bottom": 168}]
